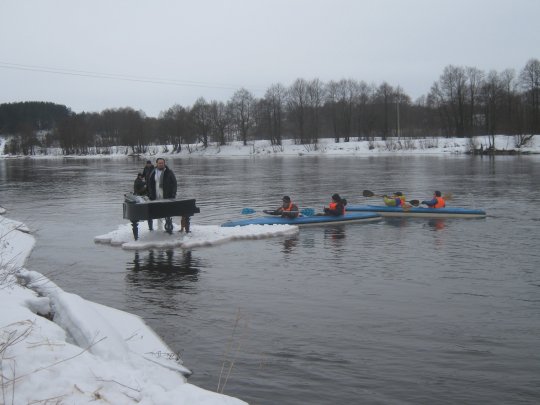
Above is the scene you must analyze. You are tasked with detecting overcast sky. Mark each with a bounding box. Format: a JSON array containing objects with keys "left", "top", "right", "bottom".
[{"left": 1, "top": 0, "right": 538, "bottom": 117}]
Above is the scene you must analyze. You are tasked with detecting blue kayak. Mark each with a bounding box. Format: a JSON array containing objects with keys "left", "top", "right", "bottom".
[
  {"left": 346, "top": 204, "right": 486, "bottom": 218},
  {"left": 221, "top": 211, "right": 381, "bottom": 227}
]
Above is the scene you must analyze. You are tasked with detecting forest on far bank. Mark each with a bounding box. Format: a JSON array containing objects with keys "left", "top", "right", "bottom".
[{"left": 1, "top": 59, "right": 539, "bottom": 156}]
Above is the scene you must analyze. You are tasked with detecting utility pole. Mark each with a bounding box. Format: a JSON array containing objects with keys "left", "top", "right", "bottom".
[{"left": 396, "top": 88, "right": 401, "bottom": 138}]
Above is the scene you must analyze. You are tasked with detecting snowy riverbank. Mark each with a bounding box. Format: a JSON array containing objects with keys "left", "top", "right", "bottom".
[
  {"left": 0, "top": 214, "right": 255, "bottom": 404},
  {"left": 1, "top": 135, "right": 539, "bottom": 159}
]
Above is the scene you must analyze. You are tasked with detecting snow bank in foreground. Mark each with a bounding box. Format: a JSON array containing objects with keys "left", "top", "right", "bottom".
[
  {"left": 0, "top": 218, "right": 247, "bottom": 404},
  {"left": 0, "top": 216, "right": 34, "bottom": 269},
  {"left": 94, "top": 222, "right": 299, "bottom": 250}
]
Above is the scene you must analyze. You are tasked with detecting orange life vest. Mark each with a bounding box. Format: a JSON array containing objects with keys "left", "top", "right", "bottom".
[
  {"left": 434, "top": 196, "right": 446, "bottom": 208},
  {"left": 283, "top": 202, "right": 294, "bottom": 211},
  {"left": 329, "top": 201, "right": 345, "bottom": 214}
]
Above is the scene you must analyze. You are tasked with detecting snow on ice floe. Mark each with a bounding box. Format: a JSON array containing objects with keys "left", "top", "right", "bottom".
[{"left": 94, "top": 222, "right": 299, "bottom": 250}]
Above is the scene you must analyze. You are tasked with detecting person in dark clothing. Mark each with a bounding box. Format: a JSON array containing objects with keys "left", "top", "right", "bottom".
[
  {"left": 147, "top": 158, "right": 178, "bottom": 232},
  {"left": 265, "top": 195, "right": 300, "bottom": 218},
  {"left": 147, "top": 158, "right": 177, "bottom": 200},
  {"left": 323, "top": 193, "right": 347, "bottom": 216},
  {"left": 133, "top": 173, "right": 147, "bottom": 196},
  {"left": 142, "top": 160, "right": 154, "bottom": 184}
]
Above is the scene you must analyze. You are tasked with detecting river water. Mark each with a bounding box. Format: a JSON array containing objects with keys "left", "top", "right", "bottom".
[{"left": 1, "top": 155, "right": 540, "bottom": 404}]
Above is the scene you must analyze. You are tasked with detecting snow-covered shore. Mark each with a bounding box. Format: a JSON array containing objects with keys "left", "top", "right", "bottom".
[
  {"left": 0, "top": 214, "right": 251, "bottom": 405},
  {"left": 1, "top": 135, "right": 538, "bottom": 159}
]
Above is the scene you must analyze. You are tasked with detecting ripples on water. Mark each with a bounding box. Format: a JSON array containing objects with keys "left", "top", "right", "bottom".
[{"left": 1, "top": 155, "right": 540, "bottom": 404}]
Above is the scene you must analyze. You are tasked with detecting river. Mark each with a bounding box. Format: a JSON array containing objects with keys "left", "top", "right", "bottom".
[{"left": 1, "top": 155, "right": 540, "bottom": 404}]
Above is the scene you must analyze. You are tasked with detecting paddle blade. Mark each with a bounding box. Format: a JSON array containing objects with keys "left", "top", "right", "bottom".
[
  {"left": 409, "top": 200, "right": 420, "bottom": 207},
  {"left": 301, "top": 208, "right": 315, "bottom": 217},
  {"left": 241, "top": 208, "right": 255, "bottom": 214},
  {"left": 362, "top": 190, "right": 375, "bottom": 197}
]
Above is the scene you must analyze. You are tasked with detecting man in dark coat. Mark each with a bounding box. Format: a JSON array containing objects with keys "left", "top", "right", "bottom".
[
  {"left": 146, "top": 158, "right": 178, "bottom": 232},
  {"left": 147, "top": 158, "right": 177, "bottom": 200}
]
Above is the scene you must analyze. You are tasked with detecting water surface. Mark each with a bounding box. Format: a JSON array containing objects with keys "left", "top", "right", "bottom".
[{"left": 1, "top": 155, "right": 539, "bottom": 404}]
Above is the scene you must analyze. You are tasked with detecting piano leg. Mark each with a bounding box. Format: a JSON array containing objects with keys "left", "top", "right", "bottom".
[
  {"left": 184, "top": 216, "right": 191, "bottom": 233},
  {"left": 131, "top": 221, "right": 139, "bottom": 240},
  {"left": 164, "top": 217, "right": 173, "bottom": 234}
]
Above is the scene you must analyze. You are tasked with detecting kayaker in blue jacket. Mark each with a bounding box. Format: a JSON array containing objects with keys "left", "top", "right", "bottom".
[{"left": 422, "top": 190, "right": 446, "bottom": 208}]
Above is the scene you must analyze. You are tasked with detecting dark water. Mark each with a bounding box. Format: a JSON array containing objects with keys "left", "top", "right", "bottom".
[{"left": 1, "top": 155, "right": 540, "bottom": 404}]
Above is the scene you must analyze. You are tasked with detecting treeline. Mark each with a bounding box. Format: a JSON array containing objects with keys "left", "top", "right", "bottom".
[{"left": 1, "top": 59, "right": 539, "bottom": 155}]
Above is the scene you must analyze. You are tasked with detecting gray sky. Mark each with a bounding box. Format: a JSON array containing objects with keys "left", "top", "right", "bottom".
[{"left": 1, "top": 0, "right": 538, "bottom": 117}]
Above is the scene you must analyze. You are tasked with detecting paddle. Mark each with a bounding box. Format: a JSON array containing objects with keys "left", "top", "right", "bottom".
[
  {"left": 363, "top": 190, "right": 419, "bottom": 207},
  {"left": 241, "top": 208, "right": 315, "bottom": 216}
]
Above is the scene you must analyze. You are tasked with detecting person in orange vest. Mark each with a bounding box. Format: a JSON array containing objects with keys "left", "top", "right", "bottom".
[
  {"left": 422, "top": 190, "right": 446, "bottom": 208},
  {"left": 323, "top": 193, "right": 347, "bottom": 216},
  {"left": 276, "top": 195, "right": 299, "bottom": 218},
  {"left": 264, "top": 196, "right": 299, "bottom": 218}
]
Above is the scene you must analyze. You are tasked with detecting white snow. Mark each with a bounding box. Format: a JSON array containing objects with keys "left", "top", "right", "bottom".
[
  {"left": 95, "top": 222, "right": 298, "bottom": 250},
  {"left": 1, "top": 135, "right": 538, "bottom": 158},
  {"left": 0, "top": 215, "right": 249, "bottom": 405}
]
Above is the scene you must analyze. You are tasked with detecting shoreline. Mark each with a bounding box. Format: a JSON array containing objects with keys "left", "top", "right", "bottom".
[
  {"left": 0, "top": 215, "right": 247, "bottom": 404},
  {"left": 1, "top": 135, "right": 539, "bottom": 159}
]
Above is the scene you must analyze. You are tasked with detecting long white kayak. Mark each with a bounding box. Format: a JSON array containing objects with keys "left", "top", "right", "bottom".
[
  {"left": 346, "top": 204, "right": 486, "bottom": 218},
  {"left": 221, "top": 211, "right": 382, "bottom": 227}
]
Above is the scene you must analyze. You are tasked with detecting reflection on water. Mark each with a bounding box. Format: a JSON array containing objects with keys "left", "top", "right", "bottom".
[
  {"left": 124, "top": 250, "right": 204, "bottom": 313},
  {"left": 126, "top": 249, "right": 201, "bottom": 290},
  {"left": 323, "top": 226, "right": 347, "bottom": 250},
  {"left": 427, "top": 218, "right": 446, "bottom": 231},
  {"left": 382, "top": 217, "right": 410, "bottom": 228},
  {"left": 282, "top": 236, "right": 299, "bottom": 254}
]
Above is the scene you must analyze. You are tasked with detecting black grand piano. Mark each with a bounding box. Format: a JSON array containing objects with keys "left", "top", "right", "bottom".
[{"left": 123, "top": 195, "right": 200, "bottom": 240}]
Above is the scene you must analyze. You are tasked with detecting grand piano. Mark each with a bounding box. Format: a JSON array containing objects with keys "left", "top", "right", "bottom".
[{"left": 123, "top": 195, "right": 200, "bottom": 240}]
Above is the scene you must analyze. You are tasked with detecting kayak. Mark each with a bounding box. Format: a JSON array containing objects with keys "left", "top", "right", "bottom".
[
  {"left": 346, "top": 204, "right": 486, "bottom": 218},
  {"left": 221, "top": 211, "right": 382, "bottom": 227}
]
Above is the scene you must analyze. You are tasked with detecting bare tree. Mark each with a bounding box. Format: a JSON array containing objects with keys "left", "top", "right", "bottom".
[
  {"left": 375, "top": 82, "right": 395, "bottom": 139},
  {"left": 190, "top": 97, "right": 212, "bottom": 147},
  {"left": 325, "top": 80, "right": 341, "bottom": 142},
  {"left": 287, "top": 78, "right": 309, "bottom": 144},
  {"left": 428, "top": 65, "right": 468, "bottom": 136},
  {"left": 229, "top": 88, "right": 255, "bottom": 146},
  {"left": 264, "top": 83, "right": 286, "bottom": 145},
  {"left": 159, "top": 104, "right": 191, "bottom": 151},
  {"left": 481, "top": 70, "right": 504, "bottom": 148},
  {"left": 305, "top": 78, "right": 325, "bottom": 143},
  {"left": 209, "top": 100, "right": 230, "bottom": 146},
  {"left": 519, "top": 58, "right": 540, "bottom": 133},
  {"left": 497, "top": 69, "right": 518, "bottom": 133},
  {"left": 326, "top": 79, "right": 358, "bottom": 142},
  {"left": 466, "top": 67, "right": 485, "bottom": 135},
  {"left": 356, "top": 81, "right": 375, "bottom": 140}
]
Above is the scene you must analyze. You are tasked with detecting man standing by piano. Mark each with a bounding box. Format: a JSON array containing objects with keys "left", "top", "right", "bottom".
[
  {"left": 147, "top": 158, "right": 177, "bottom": 200},
  {"left": 147, "top": 158, "right": 178, "bottom": 231}
]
